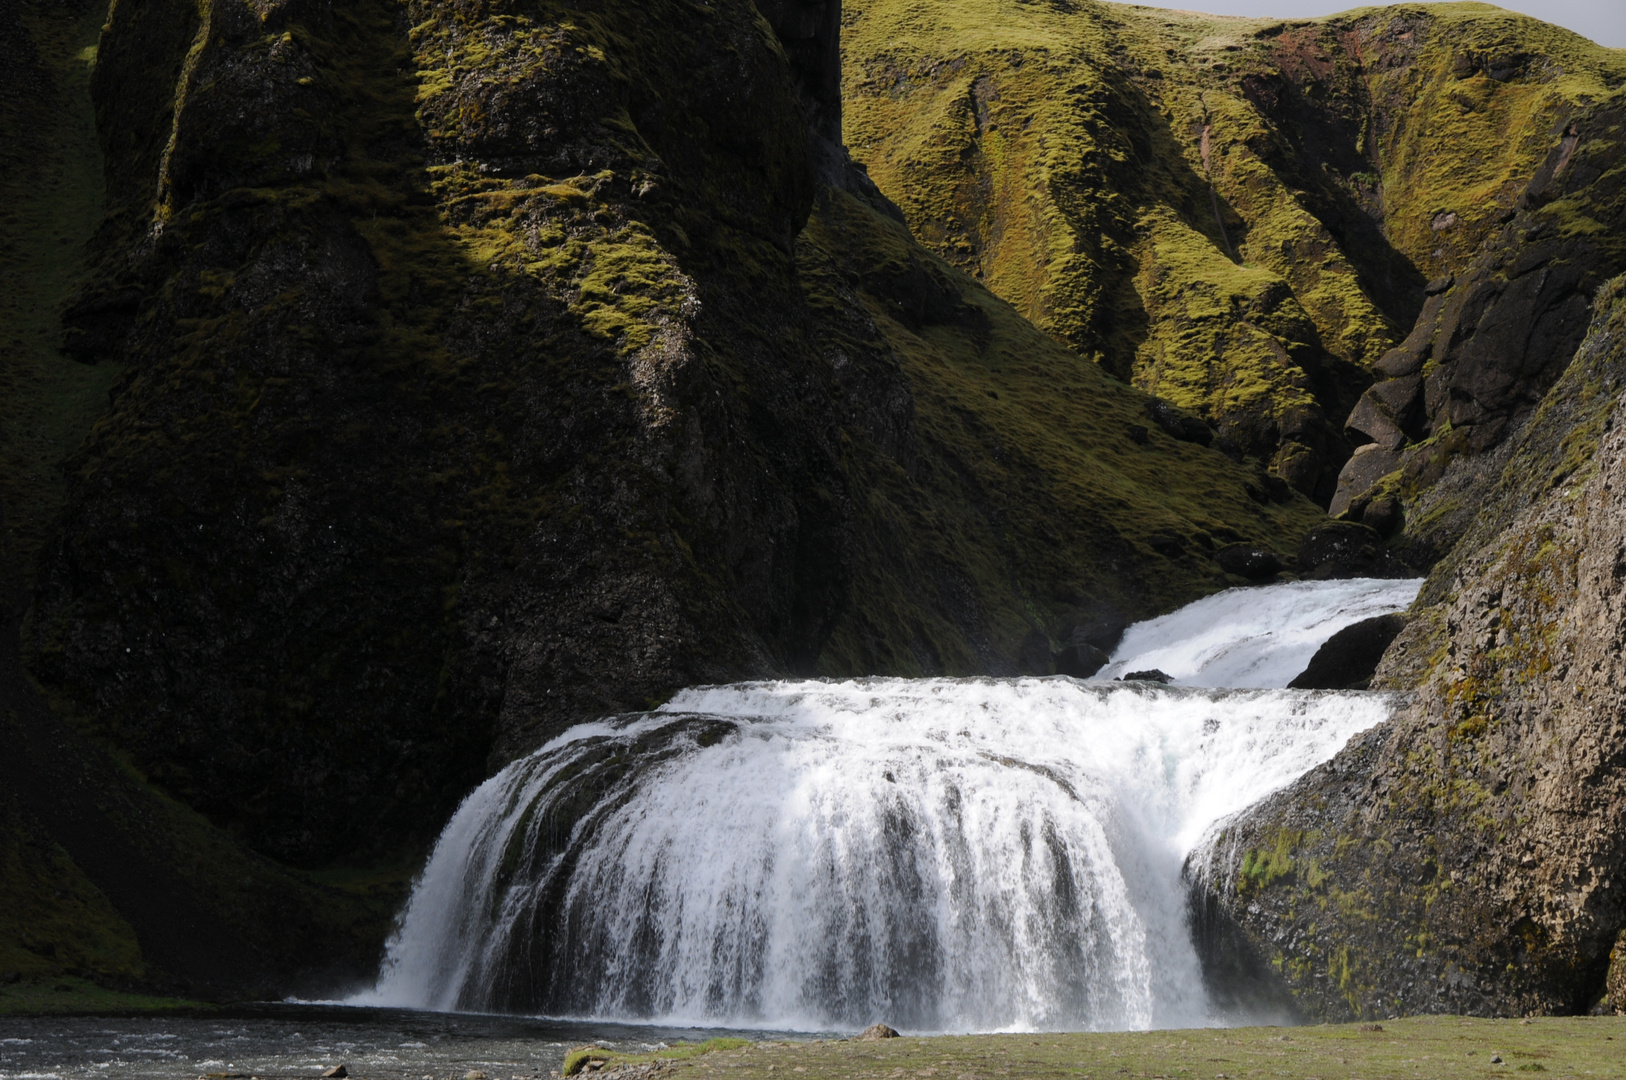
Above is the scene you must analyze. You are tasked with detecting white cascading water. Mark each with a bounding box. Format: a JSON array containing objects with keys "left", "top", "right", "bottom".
[
  {"left": 360, "top": 578, "right": 1419, "bottom": 1032},
  {"left": 1098, "top": 577, "right": 1422, "bottom": 686}
]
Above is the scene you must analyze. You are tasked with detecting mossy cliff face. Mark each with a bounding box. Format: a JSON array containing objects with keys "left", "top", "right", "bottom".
[
  {"left": 21, "top": 0, "right": 1323, "bottom": 885},
  {"left": 842, "top": 1, "right": 1626, "bottom": 507},
  {"left": 1198, "top": 279, "right": 1626, "bottom": 1020},
  {"left": 1337, "top": 93, "right": 1626, "bottom": 560}
]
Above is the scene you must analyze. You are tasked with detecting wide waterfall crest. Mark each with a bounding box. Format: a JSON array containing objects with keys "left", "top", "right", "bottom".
[{"left": 363, "top": 579, "right": 1419, "bottom": 1031}]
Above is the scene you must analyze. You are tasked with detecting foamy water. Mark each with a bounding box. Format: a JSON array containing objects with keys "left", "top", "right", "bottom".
[
  {"left": 1099, "top": 577, "right": 1422, "bottom": 687},
  {"left": 357, "top": 579, "right": 1420, "bottom": 1032}
]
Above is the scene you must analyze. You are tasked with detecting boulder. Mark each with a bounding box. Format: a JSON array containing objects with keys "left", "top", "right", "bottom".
[
  {"left": 1121, "top": 669, "right": 1173, "bottom": 684},
  {"left": 1328, "top": 444, "right": 1401, "bottom": 518},
  {"left": 1214, "top": 543, "right": 1282, "bottom": 580},
  {"left": 1054, "top": 642, "right": 1109, "bottom": 678},
  {"left": 1148, "top": 399, "right": 1214, "bottom": 446},
  {"left": 859, "top": 1024, "right": 900, "bottom": 1040},
  {"left": 322, "top": 1068, "right": 348, "bottom": 1079},
  {"left": 1287, "top": 614, "right": 1409, "bottom": 690},
  {"left": 1296, "top": 521, "right": 1404, "bottom": 579}
]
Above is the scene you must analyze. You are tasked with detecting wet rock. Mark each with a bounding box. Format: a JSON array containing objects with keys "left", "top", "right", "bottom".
[
  {"left": 322, "top": 1067, "right": 347, "bottom": 1079},
  {"left": 1054, "top": 642, "right": 1109, "bottom": 678},
  {"left": 859, "top": 1024, "right": 899, "bottom": 1040},
  {"left": 1121, "top": 669, "right": 1173, "bottom": 684},
  {"left": 1287, "top": 614, "right": 1409, "bottom": 690},
  {"left": 1297, "top": 521, "right": 1404, "bottom": 579},
  {"left": 1214, "top": 544, "right": 1282, "bottom": 580},
  {"left": 1067, "top": 608, "right": 1131, "bottom": 655}
]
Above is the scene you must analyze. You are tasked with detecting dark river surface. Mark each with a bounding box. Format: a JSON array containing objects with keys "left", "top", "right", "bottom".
[{"left": 0, "top": 1003, "right": 801, "bottom": 1080}]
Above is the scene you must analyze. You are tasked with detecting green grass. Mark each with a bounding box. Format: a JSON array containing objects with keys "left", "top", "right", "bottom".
[
  {"left": 586, "top": 1016, "right": 1626, "bottom": 1079},
  {"left": 0, "top": 975, "right": 204, "bottom": 1016}
]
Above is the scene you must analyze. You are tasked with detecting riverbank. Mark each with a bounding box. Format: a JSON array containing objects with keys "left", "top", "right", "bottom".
[
  {"left": 582, "top": 1016, "right": 1626, "bottom": 1080},
  {"left": 0, "top": 974, "right": 202, "bottom": 1016}
]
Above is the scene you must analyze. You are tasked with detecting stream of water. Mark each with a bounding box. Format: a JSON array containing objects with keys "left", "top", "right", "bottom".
[{"left": 357, "top": 578, "right": 1421, "bottom": 1033}]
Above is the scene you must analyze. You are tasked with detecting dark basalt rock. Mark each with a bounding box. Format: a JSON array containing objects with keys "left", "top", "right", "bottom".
[
  {"left": 1121, "top": 669, "right": 1172, "bottom": 684},
  {"left": 1148, "top": 399, "right": 1214, "bottom": 446},
  {"left": 1330, "top": 100, "right": 1626, "bottom": 541},
  {"left": 1297, "top": 521, "right": 1406, "bottom": 579},
  {"left": 1214, "top": 543, "right": 1282, "bottom": 580},
  {"left": 1020, "top": 629, "right": 1055, "bottom": 676},
  {"left": 1054, "top": 642, "right": 1109, "bottom": 678},
  {"left": 1066, "top": 607, "right": 1131, "bottom": 655},
  {"left": 1287, "top": 614, "right": 1408, "bottom": 690}
]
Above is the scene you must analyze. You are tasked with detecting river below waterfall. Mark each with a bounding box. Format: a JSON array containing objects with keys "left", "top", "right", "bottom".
[
  {"left": 0, "top": 1004, "right": 776, "bottom": 1079},
  {"left": 357, "top": 578, "right": 1422, "bottom": 1033}
]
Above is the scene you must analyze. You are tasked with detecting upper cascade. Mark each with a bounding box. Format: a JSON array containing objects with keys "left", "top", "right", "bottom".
[{"left": 1100, "top": 577, "right": 1423, "bottom": 687}]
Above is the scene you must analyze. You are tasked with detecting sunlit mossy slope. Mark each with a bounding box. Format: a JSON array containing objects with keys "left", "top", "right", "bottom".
[{"left": 843, "top": 0, "right": 1626, "bottom": 503}]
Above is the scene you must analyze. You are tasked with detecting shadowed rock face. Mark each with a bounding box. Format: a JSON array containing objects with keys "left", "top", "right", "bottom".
[
  {"left": 24, "top": 0, "right": 1323, "bottom": 870},
  {"left": 1199, "top": 279, "right": 1626, "bottom": 1020}
]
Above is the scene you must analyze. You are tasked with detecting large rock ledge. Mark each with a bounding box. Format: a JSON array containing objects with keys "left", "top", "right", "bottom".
[{"left": 1195, "top": 278, "right": 1626, "bottom": 1019}]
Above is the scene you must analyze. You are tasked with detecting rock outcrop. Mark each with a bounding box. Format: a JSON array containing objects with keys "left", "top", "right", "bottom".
[
  {"left": 1286, "top": 613, "right": 1407, "bottom": 690},
  {"left": 1199, "top": 277, "right": 1626, "bottom": 1019}
]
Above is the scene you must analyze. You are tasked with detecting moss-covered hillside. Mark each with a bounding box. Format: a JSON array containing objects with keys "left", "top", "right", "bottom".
[{"left": 843, "top": 1, "right": 1626, "bottom": 504}]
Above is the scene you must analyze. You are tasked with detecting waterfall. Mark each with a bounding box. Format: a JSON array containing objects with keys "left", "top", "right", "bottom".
[
  {"left": 360, "top": 579, "right": 1419, "bottom": 1031},
  {"left": 1098, "top": 577, "right": 1422, "bottom": 686}
]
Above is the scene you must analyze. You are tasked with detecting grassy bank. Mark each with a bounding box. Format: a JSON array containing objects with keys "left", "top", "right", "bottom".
[
  {"left": 0, "top": 975, "right": 203, "bottom": 1016},
  {"left": 579, "top": 1016, "right": 1626, "bottom": 1079}
]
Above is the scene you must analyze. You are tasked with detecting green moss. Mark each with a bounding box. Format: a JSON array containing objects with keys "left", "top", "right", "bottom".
[
  {"left": 0, "top": 975, "right": 203, "bottom": 1016},
  {"left": 0, "top": 796, "right": 143, "bottom": 986},
  {"left": 844, "top": 1, "right": 1626, "bottom": 491},
  {"left": 800, "top": 188, "right": 1327, "bottom": 672}
]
